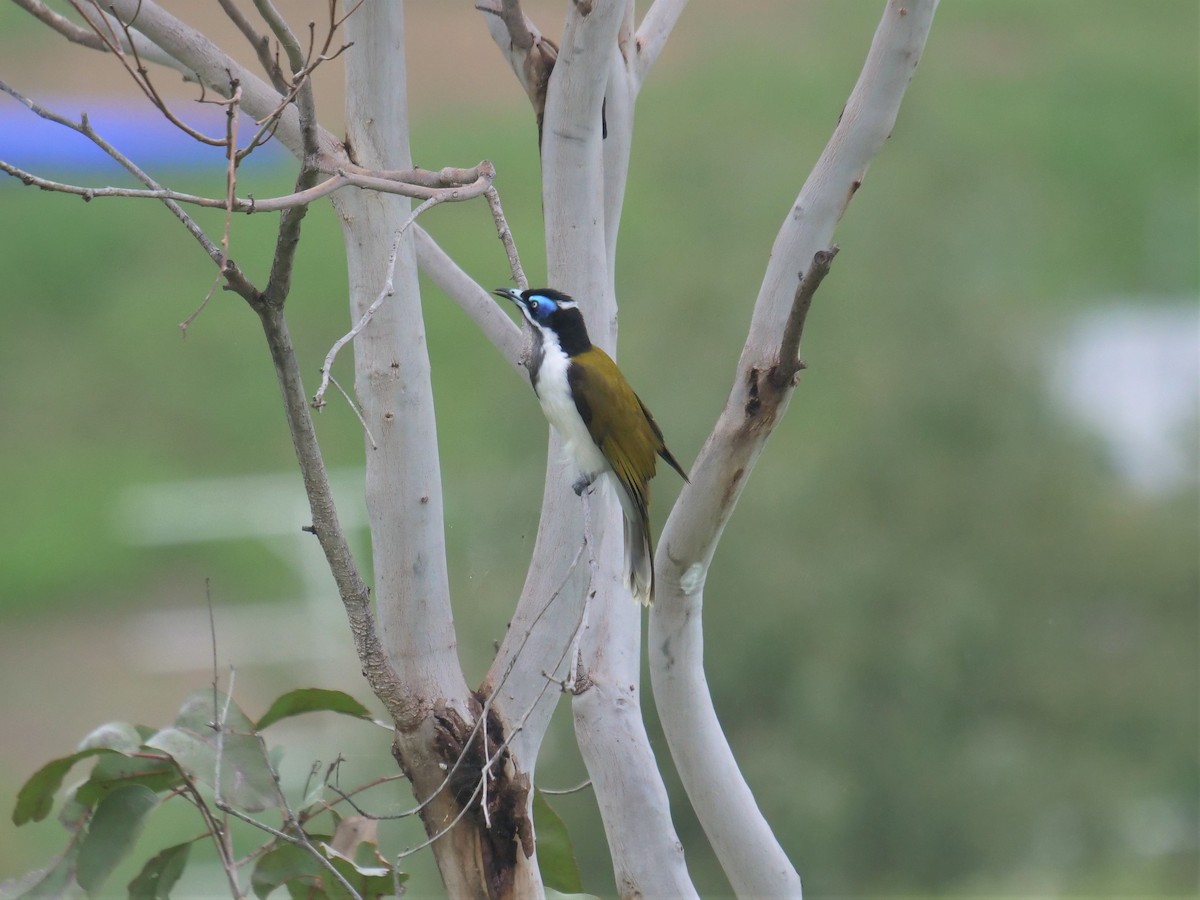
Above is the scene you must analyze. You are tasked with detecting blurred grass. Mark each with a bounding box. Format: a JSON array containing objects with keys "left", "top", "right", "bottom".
[{"left": 1, "top": 1, "right": 1197, "bottom": 897}]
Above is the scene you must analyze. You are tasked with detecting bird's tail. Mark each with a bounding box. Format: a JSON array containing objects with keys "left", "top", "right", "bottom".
[{"left": 624, "top": 509, "right": 654, "bottom": 606}]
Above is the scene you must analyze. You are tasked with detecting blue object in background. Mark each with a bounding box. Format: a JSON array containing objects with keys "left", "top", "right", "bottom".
[{"left": 0, "top": 95, "right": 289, "bottom": 177}]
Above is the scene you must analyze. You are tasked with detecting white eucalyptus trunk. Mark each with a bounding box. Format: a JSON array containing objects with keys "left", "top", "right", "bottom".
[{"left": 650, "top": 3, "right": 940, "bottom": 897}]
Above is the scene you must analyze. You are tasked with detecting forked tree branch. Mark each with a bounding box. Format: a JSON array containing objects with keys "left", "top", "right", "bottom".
[
  {"left": 91, "top": 0, "right": 344, "bottom": 164},
  {"left": 478, "top": 1, "right": 701, "bottom": 895},
  {"left": 0, "top": 160, "right": 495, "bottom": 212},
  {"left": 216, "top": 0, "right": 288, "bottom": 94},
  {"left": 650, "top": 3, "right": 939, "bottom": 897}
]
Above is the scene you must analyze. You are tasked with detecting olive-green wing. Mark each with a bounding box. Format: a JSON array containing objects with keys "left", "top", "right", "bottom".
[{"left": 567, "top": 347, "right": 660, "bottom": 518}]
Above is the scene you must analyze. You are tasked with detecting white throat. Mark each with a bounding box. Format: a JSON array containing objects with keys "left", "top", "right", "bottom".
[{"left": 531, "top": 332, "right": 609, "bottom": 482}]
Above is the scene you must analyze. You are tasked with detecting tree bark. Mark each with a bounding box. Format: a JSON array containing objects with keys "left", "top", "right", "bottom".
[{"left": 649, "top": 2, "right": 939, "bottom": 897}]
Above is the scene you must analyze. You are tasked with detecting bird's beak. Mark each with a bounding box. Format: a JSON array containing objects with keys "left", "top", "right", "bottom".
[{"left": 492, "top": 288, "right": 522, "bottom": 306}]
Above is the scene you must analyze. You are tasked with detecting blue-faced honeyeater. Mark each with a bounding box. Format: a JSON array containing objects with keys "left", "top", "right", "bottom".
[{"left": 494, "top": 287, "right": 689, "bottom": 605}]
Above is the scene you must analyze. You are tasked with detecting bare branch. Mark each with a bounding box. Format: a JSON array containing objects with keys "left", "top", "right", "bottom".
[
  {"left": 0, "top": 159, "right": 496, "bottom": 212},
  {"left": 313, "top": 193, "right": 446, "bottom": 409},
  {"left": 485, "top": 185, "right": 528, "bottom": 292},
  {"left": 0, "top": 81, "right": 261, "bottom": 300},
  {"left": 651, "top": 3, "right": 939, "bottom": 897},
  {"left": 326, "top": 376, "right": 376, "bottom": 450},
  {"left": 94, "top": 0, "right": 343, "bottom": 164},
  {"left": 251, "top": 0, "right": 320, "bottom": 159},
  {"left": 254, "top": 302, "right": 412, "bottom": 724},
  {"left": 770, "top": 245, "right": 840, "bottom": 388},
  {"left": 632, "top": 0, "right": 689, "bottom": 86},
  {"left": 217, "top": 86, "right": 244, "bottom": 284},
  {"left": 217, "top": 0, "right": 289, "bottom": 93},
  {"left": 11, "top": 0, "right": 107, "bottom": 49},
  {"left": 16, "top": 0, "right": 190, "bottom": 77},
  {"left": 70, "top": 0, "right": 229, "bottom": 146}
]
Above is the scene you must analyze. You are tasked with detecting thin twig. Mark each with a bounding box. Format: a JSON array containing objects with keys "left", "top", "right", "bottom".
[
  {"left": 217, "top": 0, "right": 288, "bottom": 93},
  {"left": 485, "top": 185, "right": 527, "bottom": 290},
  {"left": 212, "top": 667, "right": 243, "bottom": 898},
  {"left": 566, "top": 488, "right": 599, "bottom": 691},
  {"left": 538, "top": 778, "right": 593, "bottom": 796},
  {"left": 11, "top": 0, "right": 108, "bottom": 49},
  {"left": 770, "top": 245, "right": 839, "bottom": 388},
  {"left": 313, "top": 194, "right": 446, "bottom": 408},
  {"left": 71, "top": 0, "right": 227, "bottom": 146},
  {"left": 0, "top": 81, "right": 260, "bottom": 300},
  {"left": 180, "top": 273, "right": 223, "bottom": 337},
  {"left": 168, "top": 755, "right": 245, "bottom": 899},
  {"left": 218, "top": 86, "right": 244, "bottom": 283},
  {"left": 251, "top": 0, "right": 320, "bottom": 159},
  {"left": 329, "top": 375, "right": 377, "bottom": 449},
  {"left": 0, "top": 159, "right": 495, "bottom": 212},
  {"left": 206, "top": 578, "right": 219, "bottom": 733}
]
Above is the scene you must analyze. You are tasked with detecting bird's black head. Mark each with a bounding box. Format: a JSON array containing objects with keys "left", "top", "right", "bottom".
[{"left": 493, "top": 287, "right": 592, "bottom": 355}]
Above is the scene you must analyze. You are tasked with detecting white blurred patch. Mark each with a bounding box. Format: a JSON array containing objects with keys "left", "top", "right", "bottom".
[{"left": 1051, "top": 302, "right": 1199, "bottom": 495}]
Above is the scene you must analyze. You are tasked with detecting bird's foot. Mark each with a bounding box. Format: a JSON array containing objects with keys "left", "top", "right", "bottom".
[{"left": 572, "top": 475, "right": 595, "bottom": 497}]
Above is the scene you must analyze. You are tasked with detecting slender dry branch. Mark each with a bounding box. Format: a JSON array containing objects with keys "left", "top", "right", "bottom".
[
  {"left": 217, "top": 86, "right": 243, "bottom": 279},
  {"left": 258, "top": 305, "right": 412, "bottom": 724},
  {"left": 313, "top": 193, "right": 446, "bottom": 409},
  {"left": 70, "top": 0, "right": 229, "bottom": 146},
  {"left": 0, "top": 157, "right": 495, "bottom": 213},
  {"left": 485, "top": 186, "right": 528, "bottom": 292},
  {"left": 11, "top": 0, "right": 107, "bottom": 48},
  {"left": 216, "top": 0, "right": 287, "bottom": 92},
  {"left": 771, "top": 244, "right": 839, "bottom": 388},
  {"left": 251, "top": 0, "right": 322, "bottom": 160},
  {"left": 651, "top": 4, "right": 939, "bottom": 897},
  {"left": 0, "top": 81, "right": 262, "bottom": 300}
]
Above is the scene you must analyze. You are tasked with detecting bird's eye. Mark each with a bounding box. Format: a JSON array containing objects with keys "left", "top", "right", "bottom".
[{"left": 528, "top": 300, "right": 540, "bottom": 313}]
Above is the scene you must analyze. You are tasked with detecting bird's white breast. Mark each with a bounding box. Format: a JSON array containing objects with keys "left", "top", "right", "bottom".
[{"left": 533, "top": 338, "right": 610, "bottom": 481}]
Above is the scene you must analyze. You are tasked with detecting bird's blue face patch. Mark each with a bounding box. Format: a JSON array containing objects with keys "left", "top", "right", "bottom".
[{"left": 523, "top": 292, "right": 560, "bottom": 320}]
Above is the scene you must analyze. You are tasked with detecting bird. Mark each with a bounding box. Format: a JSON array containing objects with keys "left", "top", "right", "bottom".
[{"left": 493, "top": 287, "right": 688, "bottom": 605}]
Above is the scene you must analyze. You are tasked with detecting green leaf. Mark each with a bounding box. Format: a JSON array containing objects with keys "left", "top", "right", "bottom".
[
  {"left": 174, "top": 689, "right": 256, "bottom": 733},
  {"left": 250, "top": 839, "right": 329, "bottom": 900},
  {"left": 77, "top": 722, "right": 143, "bottom": 754},
  {"left": 75, "top": 752, "right": 182, "bottom": 807},
  {"left": 533, "top": 789, "right": 583, "bottom": 894},
  {"left": 127, "top": 841, "right": 193, "bottom": 900},
  {"left": 256, "top": 689, "right": 373, "bottom": 731},
  {"left": 75, "top": 784, "right": 160, "bottom": 894},
  {"left": 144, "top": 690, "right": 282, "bottom": 812},
  {"left": 12, "top": 748, "right": 111, "bottom": 825}
]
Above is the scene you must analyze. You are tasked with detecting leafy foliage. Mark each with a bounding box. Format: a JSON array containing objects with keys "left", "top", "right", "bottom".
[
  {"left": 256, "top": 689, "right": 375, "bottom": 731},
  {"left": 5, "top": 688, "right": 405, "bottom": 900},
  {"left": 127, "top": 842, "right": 194, "bottom": 900}
]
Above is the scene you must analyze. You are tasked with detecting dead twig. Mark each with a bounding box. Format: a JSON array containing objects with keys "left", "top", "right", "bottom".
[{"left": 770, "top": 245, "right": 839, "bottom": 388}]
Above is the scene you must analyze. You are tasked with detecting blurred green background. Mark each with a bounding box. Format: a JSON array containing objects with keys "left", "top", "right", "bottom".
[{"left": 1, "top": 1, "right": 1196, "bottom": 897}]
